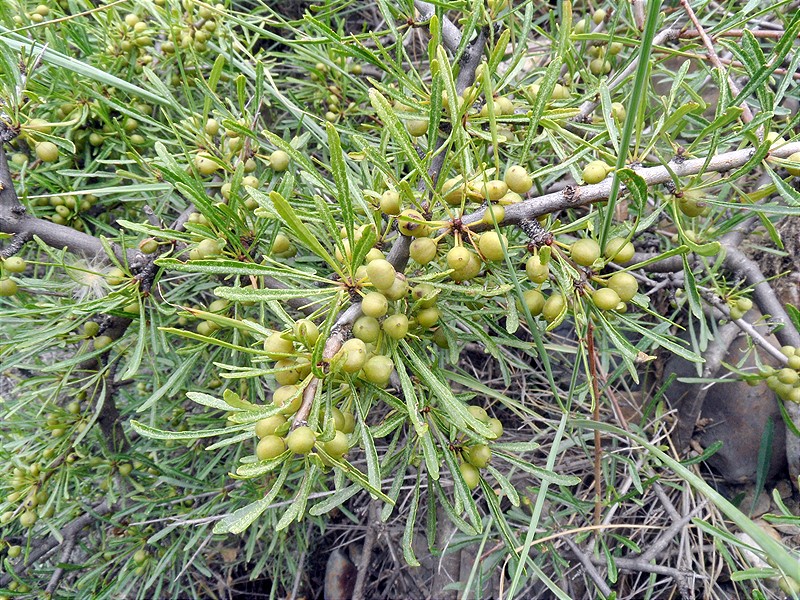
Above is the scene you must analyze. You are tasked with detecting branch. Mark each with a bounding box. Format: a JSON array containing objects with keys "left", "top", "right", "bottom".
[
  {"left": 461, "top": 141, "right": 800, "bottom": 230},
  {"left": 412, "top": 1, "right": 461, "bottom": 53}
]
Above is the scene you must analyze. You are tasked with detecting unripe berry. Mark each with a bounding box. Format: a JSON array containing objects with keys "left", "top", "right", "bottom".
[
  {"left": 525, "top": 254, "right": 549, "bottom": 283},
  {"left": 339, "top": 338, "right": 368, "bottom": 373},
  {"left": 273, "top": 385, "right": 302, "bottom": 415},
  {"left": 520, "top": 289, "right": 545, "bottom": 315},
  {"left": 542, "top": 293, "right": 566, "bottom": 323},
  {"left": 409, "top": 238, "right": 437, "bottom": 265},
  {"left": 479, "top": 231, "right": 507, "bottom": 261},
  {"left": 323, "top": 430, "right": 349, "bottom": 457},
  {"left": 195, "top": 153, "right": 218, "bottom": 176},
  {"left": 416, "top": 307, "right": 441, "bottom": 328},
  {"left": 607, "top": 272, "right": 638, "bottom": 302},
  {"left": 582, "top": 160, "right": 610, "bottom": 184},
  {"left": 362, "top": 355, "right": 394, "bottom": 386},
  {"left": 593, "top": 287, "right": 621, "bottom": 311},
  {"left": 570, "top": 238, "right": 601, "bottom": 267},
  {"left": 264, "top": 332, "right": 294, "bottom": 359},
  {"left": 256, "top": 435, "right": 285, "bottom": 460},
  {"left": 406, "top": 119, "right": 428, "bottom": 137},
  {"left": 504, "top": 165, "right": 532, "bottom": 194},
  {"left": 784, "top": 152, "right": 800, "bottom": 176},
  {"left": 352, "top": 315, "right": 380, "bottom": 343},
  {"left": 447, "top": 246, "right": 472, "bottom": 270},
  {"left": 380, "top": 190, "right": 401, "bottom": 215},
  {"left": 604, "top": 237, "right": 635, "bottom": 263},
  {"left": 35, "top": 141, "right": 59, "bottom": 163},
  {"left": 255, "top": 415, "right": 286, "bottom": 438},
  {"left": 366, "top": 259, "right": 396, "bottom": 291},
  {"left": 270, "top": 150, "right": 290, "bottom": 172},
  {"left": 0, "top": 278, "right": 18, "bottom": 296},
  {"left": 361, "top": 292, "right": 388, "bottom": 318},
  {"left": 466, "top": 444, "right": 492, "bottom": 468},
  {"left": 286, "top": 426, "right": 316, "bottom": 454},
  {"left": 459, "top": 462, "right": 480, "bottom": 489},
  {"left": 382, "top": 314, "right": 409, "bottom": 340},
  {"left": 397, "top": 209, "right": 430, "bottom": 237}
]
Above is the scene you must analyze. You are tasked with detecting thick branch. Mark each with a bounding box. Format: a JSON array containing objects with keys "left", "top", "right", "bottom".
[{"left": 412, "top": 1, "right": 461, "bottom": 53}]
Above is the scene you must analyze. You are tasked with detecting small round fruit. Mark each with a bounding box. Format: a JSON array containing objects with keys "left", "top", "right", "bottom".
[
  {"left": 0, "top": 278, "right": 18, "bottom": 296},
  {"left": 195, "top": 153, "right": 218, "bottom": 176},
  {"left": 197, "top": 238, "right": 221, "bottom": 258},
  {"left": 7, "top": 545, "right": 21, "bottom": 559},
  {"left": 504, "top": 165, "right": 533, "bottom": 194},
  {"left": 324, "top": 430, "right": 349, "bottom": 457},
  {"left": 83, "top": 321, "right": 100, "bottom": 337},
  {"left": 273, "top": 385, "right": 302, "bottom": 414},
  {"left": 133, "top": 549, "right": 148, "bottom": 564},
  {"left": 270, "top": 150, "right": 290, "bottom": 172},
  {"left": 447, "top": 246, "right": 472, "bottom": 270},
  {"left": 118, "top": 463, "right": 133, "bottom": 476},
  {"left": 459, "top": 462, "right": 480, "bottom": 489},
  {"left": 19, "top": 511, "right": 37, "bottom": 528},
  {"left": 366, "top": 259, "right": 397, "bottom": 291},
  {"left": 787, "top": 355, "right": 800, "bottom": 370},
  {"left": 406, "top": 119, "right": 428, "bottom": 137},
  {"left": 293, "top": 319, "right": 319, "bottom": 347},
  {"left": 353, "top": 315, "right": 380, "bottom": 343},
  {"left": 3, "top": 257, "right": 26, "bottom": 273},
  {"left": 361, "top": 292, "right": 389, "bottom": 318},
  {"left": 256, "top": 435, "right": 286, "bottom": 460},
  {"left": 785, "top": 152, "right": 800, "bottom": 177},
  {"left": 382, "top": 314, "right": 409, "bottom": 340},
  {"left": 570, "top": 238, "right": 601, "bottom": 266},
  {"left": 365, "top": 248, "right": 384, "bottom": 263},
  {"left": 416, "top": 307, "right": 441, "bottom": 328},
  {"left": 264, "top": 332, "right": 294, "bottom": 359},
  {"left": 604, "top": 237, "right": 635, "bottom": 263},
  {"left": 521, "top": 289, "right": 545, "bottom": 315},
  {"left": 450, "top": 252, "right": 482, "bottom": 282},
  {"left": 678, "top": 197, "right": 705, "bottom": 218},
  {"left": 542, "top": 293, "right": 566, "bottom": 323},
  {"left": 482, "top": 203, "right": 505, "bottom": 225},
  {"left": 442, "top": 177, "right": 465, "bottom": 205},
  {"left": 592, "top": 8, "right": 606, "bottom": 24},
  {"left": 255, "top": 415, "right": 286, "bottom": 438},
  {"left": 474, "top": 179, "right": 508, "bottom": 202},
  {"left": 582, "top": 160, "right": 609, "bottom": 184},
  {"left": 525, "top": 254, "right": 549, "bottom": 283},
  {"left": 590, "top": 58, "right": 612, "bottom": 75},
  {"left": 735, "top": 297, "right": 753, "bottom": 313},
  {"left": 777, "top": 368, "right": 799, "bottom": 385},
  {"left": 593, "top": 287, "right": 621, "bottom": 311},
  {"left": 380, "top": 190, "right": 401, "bottom": 215},
  {"left": 479, "top": 231, "right": 507, "bottom": 261},
  {"left": 409, "top": 238, "right": 437, "bottom": 265},
  {"left": 383, "top": 276, "right": 409, "bottom": 301},
  {"left": 272, "top": 233, "right": 291, "bottom": 254},
  {"left": 488, "top": 418, "right": 503, "bottom": 438},
  {"left": 610, "top": 102, "right": 626, "bottom": 121},
  {"left": 397, "top": 209, "right": 430, "bottom": 237},
  {"left": 35, "top": 142, "right": 59, "bottom": 163},
  {"left": 274, "top": 358, "right": 302, "bottom": 386},
  {"left": 340, "top": 338, "right": 368, "bottom": 373},
  {"left": 466, "top": 444, "right": 492, "bottom": 468},
  {"left": 205, "top": 118, "right": 219, "bottom": 136},
  {"left": 411, "top": 283, "right": 438, "bottom": 307},
  {"left": 607, "top": 272, "right": 638, "bottom": 302},
  {"left": 286, "top": 426, "right": 316, "bottom": 454},
  {"left": 467, "top": 405, "right": 489, "bottom": 423},
  {"left": 94, "top": 335, "right": 113, "bottom": 350},
  {"left": 362, "top": 355, "right": 394, "bottom": 386}
]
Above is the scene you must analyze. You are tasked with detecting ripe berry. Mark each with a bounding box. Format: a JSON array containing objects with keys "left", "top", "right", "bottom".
[
  {"left": 570, "top": 238, "right": 601, "bottom": 266},
  {"left": 256, "top": 435, "right": 286, "bottom": 460},
  {"left": 593, "top": 287, "right": 621, "bottom": 311},
  {"left": 361, "top": 292, "right": 388, "bottom": 318},
  {"left": 604, "top": 237, "right": 635, "bottom": 263},
  {"left": 270, "top": 150, "right": 290, "bottom": 172},
  {"left": 582, "top": 161, "right": 609, "bottom": 184},
  {"left": 286, "top": 426, "right": 316, "bottom": 454},
  {"left": 504, "top": 165, "right": 533, "bottom": 194},
  {"left": 607, "top": 272, "right": 638, "bottom": 302},
  {"left": 479, "top": 231, "right": 507, "bottom": 261}
]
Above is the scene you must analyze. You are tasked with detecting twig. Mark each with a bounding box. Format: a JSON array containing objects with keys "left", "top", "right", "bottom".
[
  {"left": 0, "top": 500, "right": 116, "bottom": 587},
  {"left": 639, "top": 499, "right": 709, "bottom": 562},
  {"left": 577, "top": 28, "right": 681, "bottom": 119},
  {"left": 679, "top": 0, "right": 754, "bottom": 125},
  {"left": 45, "top": 532, "right": 78, "bottom": 595},
  {"left": 351, "top": 501, "right": 380, "bottom": 600},
  {"left": 586, "top": 321, "right": 603, "bottom": 526},
  {"left": 462, "top": 141, "right": 800, "bottom": 229},
  {"left": 563, "top": 538, "right": 613, "bottom": 598},
  {"left": 680, "top": 28, "right": 788, "bottom": 38},
  {"left": 412, "top": 1, "right": 461, "bottom": 53}
]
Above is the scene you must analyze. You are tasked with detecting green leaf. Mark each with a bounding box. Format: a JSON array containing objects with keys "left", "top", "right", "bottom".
[
  {"left": 275, "top": 463, "right": 318, "bottom": 531},
  {"left": 403, "top": 473, "right": 422, "bottom": 567},
  {"left": 213, "top": 285, "right": 332, "bottom": 303},
  {"left": 130, "top": 420, "right": 248, "bottom": 440},
  {"left": 309, "top": 485, "right": 361, "bottom": 517},
  {"left": 212, "top": 463, "right": 289, "bottom": 534},
  {"left": 496, "top": 451, "right": 581, "bottom": 486}
]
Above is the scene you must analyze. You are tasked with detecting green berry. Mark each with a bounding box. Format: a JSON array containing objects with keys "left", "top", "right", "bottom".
[
  {"left": 323, "top": 430, "right": 349, "bottom": 457},
  {"left": 0, "top": 278, "right": 18, "bottom": 296},
  {"left": 339, "top": 338, "right": 368, "bottom": 373},
  {"left": 195, "top": 153, "right": 218, "bottom": 176},
  {"left": 380, "top": 190, "right": 401, "bottom": 215},
  {"left": 397, "top": 209, "right": 430, "bottom": 237},
  {"left": 409, "top": 238, "right": 438, "bottom": 265},
  {"left": 362, "top": 355, "right": 394, "bottom": 386},
  {"left": 255, "top": 415, "right": 286, "bottom": 438},
  {"left": 542, "top": 293, "right": 566, "bottom": 323},
  {"left": 604, "top": 237, "right": 635, "bottom": 263},
  {"left": 521, "top": 289, "right": 545, "bottom": 315},
  {"left": 3, "top": 257, "right": 27, "bottom": 273},
  {"left": 459, "top": 462, "right": 480, "bottom": 489},
  {"left": 382, "top": 314, "right": 409, "bottom": 340},
  {"left": 286, "top": 426, "right": 316, "bottom": 454},
  {"left": 504, "top": 165, "right": 532, "bottom": 194},
  {"left": 479, "top": 231, "right": 507, "bottom": 261},
  {"left": 582, "top": 160, "right": 609, "bottom": 184},
  {"left": 273, "top": 385, "right": 302, "bottom": 415},
  {"left": 270, "top": 150, "right": 290, "bottom": 172},
  {"left": 264, "top": 332, "right": 294, "bottom": 359},
  {"left": 35, "top": 141, "right": 59, "bottom": 162},
  {"left": 607, "top": 272, "right": 638, "bottom": 302},
  {"left": 353, "top": 315, "right": 380, "bottom": 343},
  {"left": 467, "top": 405, "right": 489, "bottom": 423},
  {"left": 361, "top": 292, "right": 388, "bottom": 318},
  {"left": 593, "top": 287, "right": 621, "bottom": 311},
  {"left": 570, "top": 238, "right": 601, "bottom": 266},
  {"left": 256, "top": 435, "right": 286, "bottom": 460},
  {"left": 447, "top": 246, "right": 472, "bottom": 270},
  {"left": 366, "top": 259, "right": 396, "bottom": 291},
  {"left": 466, "top": 444, "right": 492, "bottom": 468},
  {"left": 525, "top": 254, "right": 549, "bottom": 283},
  {"left": 416, "top": 307, "right": 441, "bottom": 328}
]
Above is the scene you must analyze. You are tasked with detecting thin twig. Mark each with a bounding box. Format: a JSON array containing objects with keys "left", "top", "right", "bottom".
[
  {"left": 45, "top": 533, "right": 78, "bottom": 595},
  {"left": 563, "top": 538, "right": 613, "bottom": 598},
  {"left": 680, "top": 0, "right": 754, "bottom": 124},
  {"left": 351, "top": 501, "right": 381, "bottom": 600}
]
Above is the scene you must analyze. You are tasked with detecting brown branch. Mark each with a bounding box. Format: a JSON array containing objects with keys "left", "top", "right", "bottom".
[
  {"left": 679, "top": 0, "right": 754, "bottom": 124},
  {"left": 351, "top": 501, "right": 380, "bottom": 600}
]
